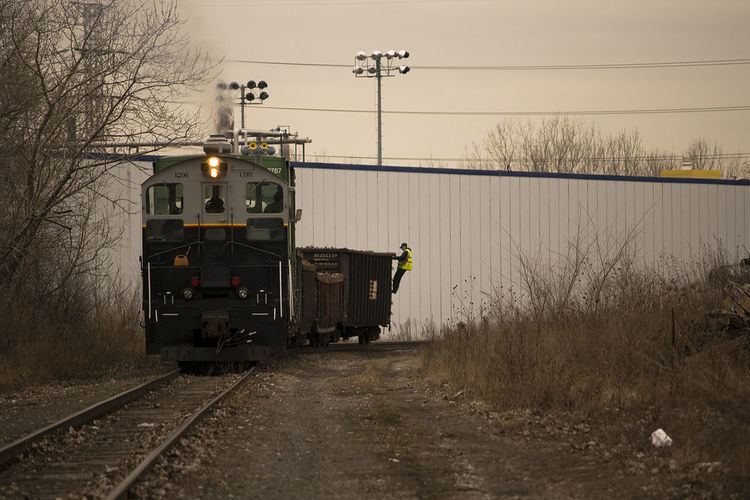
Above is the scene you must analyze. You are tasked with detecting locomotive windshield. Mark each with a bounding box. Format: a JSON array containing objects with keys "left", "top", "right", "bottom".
[
  {"left": 203, "top": 184, "right": 226, "bottom": 214},
  {"left": 246, "top": 182, "right": 284, "bottom": 214},
  {"left": 146, "top": 183, "right": 183, "bottom": 215}
]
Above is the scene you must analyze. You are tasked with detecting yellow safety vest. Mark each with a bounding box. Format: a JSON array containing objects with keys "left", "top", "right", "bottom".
[{"left": 399, "top": 248, "right": 413, "bottom": 271}]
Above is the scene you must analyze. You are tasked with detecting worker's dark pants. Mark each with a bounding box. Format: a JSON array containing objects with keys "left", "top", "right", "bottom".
[{"left": 392, "top": 268, "right": 407, "bottom": 293}]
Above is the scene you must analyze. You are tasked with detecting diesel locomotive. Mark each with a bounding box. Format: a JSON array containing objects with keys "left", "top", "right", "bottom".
[{"left": 141, "top": 135, "right": 392, "bottom": 363}]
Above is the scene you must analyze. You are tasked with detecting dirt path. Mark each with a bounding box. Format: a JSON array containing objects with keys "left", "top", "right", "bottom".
[{"left": 131, "top": 348, "right": 716, "bottom": 499}]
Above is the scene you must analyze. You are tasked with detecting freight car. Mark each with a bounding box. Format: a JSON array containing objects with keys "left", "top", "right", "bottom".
[
  {"left": 141, "top": 135, "right": 393, "bottom": 363},
  {"left": 295, "top": 248, "right": 393, "bottom": 346}
]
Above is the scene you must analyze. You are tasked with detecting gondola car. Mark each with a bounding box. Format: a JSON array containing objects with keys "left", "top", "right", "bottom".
[{"left": 141, "top": 136, "right": 393, "bottom": 363}]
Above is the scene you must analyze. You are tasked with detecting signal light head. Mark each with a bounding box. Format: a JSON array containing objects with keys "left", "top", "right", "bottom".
[
  {"left": 207, "top": 156, "right": 220, "bottom": 168},
  {"left": 247, "top": 80, "right": 256, "bottom": 89},
  {"left": 355, "top": 51, "right": 367, "bottom": 61},
  {"left": 229, "top": 81, "right": 240, "bottom": 90},
  {"left": 244, "top": 92, "right": 255, "bottom": 101},
  {"left": 397, "top": 49, "right": 409, "bottom": 59},
  {"left": 209, "top": 167, "right": 220, "bottom": 178},
  {"left": 398, "top": 65, "right": 411, "bottom": 74},
  {"left": 258, "top": 80, "right": 268, "bottom": 89},
  {"left": 259, "top": 91, "right": 269, "bottom": 100}
]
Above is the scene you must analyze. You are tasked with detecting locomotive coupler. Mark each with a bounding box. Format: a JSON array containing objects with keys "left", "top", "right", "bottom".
[{"left": 201, "top": 311, "right": 230, "bottom": 339}]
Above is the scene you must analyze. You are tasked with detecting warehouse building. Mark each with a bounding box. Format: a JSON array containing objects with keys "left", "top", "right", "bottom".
[{"left": 108, "top": 159, "right": 750, "bottom": 335}]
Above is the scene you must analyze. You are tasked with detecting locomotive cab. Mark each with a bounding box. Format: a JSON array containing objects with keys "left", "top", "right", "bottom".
[{"left": 141, "top": 146, "right": 297, "bottom": 363}]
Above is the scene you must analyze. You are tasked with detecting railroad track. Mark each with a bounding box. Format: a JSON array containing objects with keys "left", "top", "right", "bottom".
[
  {"left": 0, "top": 368, "right": 255, "bottom": 499},
  {"left": 317, "top": 340, "right": 428, "bottom": 353},
  {"left": 0, "top": 369, "right": 180, "bottom": 467}
]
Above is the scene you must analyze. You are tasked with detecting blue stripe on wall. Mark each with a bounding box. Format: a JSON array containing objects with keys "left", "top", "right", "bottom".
[
  {"left": 291, "top": 161, "right": 750, "bottom": 187},
  {"left": 104, "top": 152, "right": 750, "bottom": 187}
]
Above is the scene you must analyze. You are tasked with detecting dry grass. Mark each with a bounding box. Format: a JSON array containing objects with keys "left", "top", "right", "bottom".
[
  {"left": 422, "top": 236, "right": 750, "bottom": 478},
  {"left": 0, "top": 284, "right": 144, "bottom": 391}
]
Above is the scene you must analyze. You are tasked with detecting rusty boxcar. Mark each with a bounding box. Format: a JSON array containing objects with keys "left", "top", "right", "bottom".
[{"left": 296, "top": 248, "right": 393, "bottom": 345}]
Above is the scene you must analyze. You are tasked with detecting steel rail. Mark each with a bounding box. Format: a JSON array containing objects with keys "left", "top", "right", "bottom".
[
  {"left": 323, "top": 340, "right": 428, "bottom": 352},
  {"left": 106, "top": 367, "right": 257, "bottom": 500},
  {"left": 0, "top": 369, "right": 180, "bottom": 466}
]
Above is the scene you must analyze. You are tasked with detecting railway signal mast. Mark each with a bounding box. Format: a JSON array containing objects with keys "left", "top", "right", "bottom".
[{"left": 353, "top": 50, "right": 410, "bottom": 166}]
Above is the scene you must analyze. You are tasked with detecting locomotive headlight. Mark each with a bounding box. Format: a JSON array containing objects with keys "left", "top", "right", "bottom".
[
  {"left": 237, "top": 287, "right": 249, "bottom": 300},
  {"left": 207, "top": 156, "right": 221, "bottom": 178},
  {"left": 183, "top": 287, "right": 194, "bottom": 300},
  {"left": 201, "top": 157, "right": 226, "bottom": 177}
]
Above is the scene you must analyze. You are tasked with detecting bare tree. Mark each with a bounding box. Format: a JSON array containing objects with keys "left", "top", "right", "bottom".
[
  {"left": 684, "top": 137, "right": 750, "bottom": 178},
  {"left": 466, "top": 117, "right": 737, "bottom": 177},
  {"left": 0, "top": 0, "right": 213, "bottom": 290},
  {"left": 0, "top": 0, "right": 214, "bottom": 359}
]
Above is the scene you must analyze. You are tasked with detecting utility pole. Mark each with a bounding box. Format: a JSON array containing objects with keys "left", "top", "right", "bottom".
[{"left": 376, "top": 58, "right": 382, "bottom": 166}]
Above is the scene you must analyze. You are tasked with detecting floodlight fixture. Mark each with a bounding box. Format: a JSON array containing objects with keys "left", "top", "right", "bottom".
[
  {"left": 352, "top": 49, "right": 411, "bottom": 167},
  {"left": 229, "top": 78, "right": 269, "bottom": 129}
]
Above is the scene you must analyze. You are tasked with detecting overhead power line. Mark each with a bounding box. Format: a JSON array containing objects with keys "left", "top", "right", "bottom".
[
  {"left": 308, "top": 153, "right": 750, "bottom": 163},
  {"left": 256, "top": 104, "right": 750, "bottom": 116},
  {"left": 228, "top": 57, "right": 750, "bottom": 71}
]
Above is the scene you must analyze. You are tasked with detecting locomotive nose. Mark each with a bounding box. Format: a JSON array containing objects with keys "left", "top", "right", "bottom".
[{"left": 200, "top": 263, "right": 231, "bottom": 288}]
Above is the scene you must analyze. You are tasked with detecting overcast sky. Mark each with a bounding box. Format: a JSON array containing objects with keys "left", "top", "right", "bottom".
[{"left": 178, "top": 0, "right": 750, "bottom": 166}]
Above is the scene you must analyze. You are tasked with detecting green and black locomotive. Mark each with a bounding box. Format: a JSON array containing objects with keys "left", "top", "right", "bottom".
[{"left": 141, "top": 136, "right": 392, "bottom": 364}]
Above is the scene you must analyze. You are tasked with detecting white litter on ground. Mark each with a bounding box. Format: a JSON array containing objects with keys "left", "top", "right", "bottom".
[{"left": 651, "top": 428, "right": 673, "bottom": 447}]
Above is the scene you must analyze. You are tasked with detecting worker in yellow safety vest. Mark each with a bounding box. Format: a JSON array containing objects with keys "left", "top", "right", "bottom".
[{"left": 392, "top": 242, "right": 413, "bottom": 294}]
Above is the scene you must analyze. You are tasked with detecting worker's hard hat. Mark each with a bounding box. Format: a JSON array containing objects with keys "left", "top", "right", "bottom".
[{"left": 400, "top": 242, "right": 408, "bottom": 248}]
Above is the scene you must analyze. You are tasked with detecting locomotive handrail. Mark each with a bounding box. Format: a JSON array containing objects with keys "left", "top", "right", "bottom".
[
  {"left": 144, "top": 240, "right": 281, "bottom": 263},
  {"left": 227, "top": 240, "right": 282, "bottom": 260},
  {"left": 144, "top": 241, "right": 202, "bottom": 262}
]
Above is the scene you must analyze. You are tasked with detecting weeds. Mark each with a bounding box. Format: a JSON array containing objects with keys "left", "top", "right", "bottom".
[
  {"left": 423, "top": 234, "right": 750, "bottom": 477},
  {"left": 0, "top": 281, "right": 143, "bottom": 391}
]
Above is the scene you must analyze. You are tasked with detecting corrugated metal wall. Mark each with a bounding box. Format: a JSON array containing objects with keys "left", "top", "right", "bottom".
[
  {"left": 294, "top": 163, "right": 750, "bottom": 332},
  {"left": 105, "top": 161, "right": 152, "bottom": 291},
  {"left": 112, "top": 160, "right": 750, "bottom": 332}
]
